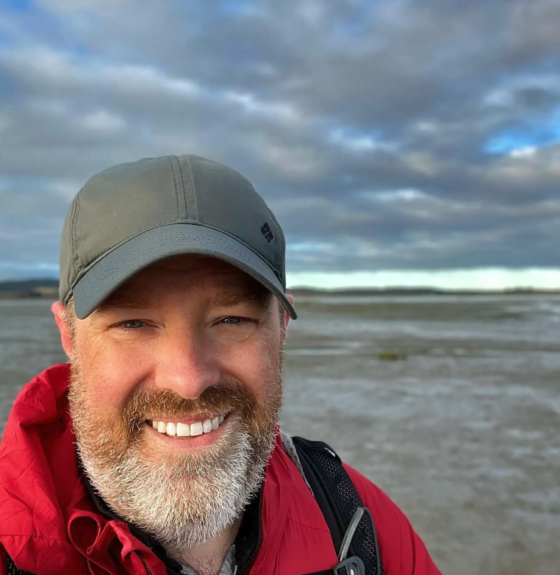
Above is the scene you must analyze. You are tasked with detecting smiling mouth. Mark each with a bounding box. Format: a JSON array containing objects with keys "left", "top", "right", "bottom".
[{"left": 148, "top": 413, "right": 229, "bottom": 438}]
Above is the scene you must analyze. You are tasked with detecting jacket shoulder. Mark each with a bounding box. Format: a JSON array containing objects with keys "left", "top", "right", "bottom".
[{"left": 342, "top": 464, "right": 442, "bottom": 575}]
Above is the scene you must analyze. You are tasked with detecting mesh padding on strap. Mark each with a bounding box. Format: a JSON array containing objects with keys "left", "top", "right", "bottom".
[
  {"left": 6, "top": 555, "right": 35, "bottom": 575},
  {"left": 293, "top": 437, "right": 384, "bottom": 575}
]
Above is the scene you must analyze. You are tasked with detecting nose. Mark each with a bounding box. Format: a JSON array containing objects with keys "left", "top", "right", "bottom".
[{"left": 154, "top": 328, "right": 222, "bottom": 400}]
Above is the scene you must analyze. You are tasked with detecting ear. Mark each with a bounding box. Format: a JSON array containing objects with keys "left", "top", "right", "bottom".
[
  {"left": 51, "top": 301, "right": 74, "bottom": 359},
  {"left": 286, "top": 294, "right": 294, "bottom": 324},
  {"left": 281, "top": 294, "right": 295, "bottom": 343}
]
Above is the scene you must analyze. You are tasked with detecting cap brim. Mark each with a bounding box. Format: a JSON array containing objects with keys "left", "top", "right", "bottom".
[{"left": 72, "top": 223, "right": 297, "bottom": 320}]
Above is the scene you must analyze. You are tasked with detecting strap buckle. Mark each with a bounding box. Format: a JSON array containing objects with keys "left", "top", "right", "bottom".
[{"left": 333, "top": 556, "right": 365, "bottom": 575}]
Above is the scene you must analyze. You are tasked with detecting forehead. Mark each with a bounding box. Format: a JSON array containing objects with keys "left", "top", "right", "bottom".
[{"left": 98, "top": 254, "right": 270, "bottom": 309}]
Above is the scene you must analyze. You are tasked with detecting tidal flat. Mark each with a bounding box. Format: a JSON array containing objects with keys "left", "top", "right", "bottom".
[{"left": 1, "top": 295, "right": 559, "bottom": 575}]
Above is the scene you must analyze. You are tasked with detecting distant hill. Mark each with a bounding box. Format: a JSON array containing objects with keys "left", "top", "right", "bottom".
[
  {"left": 0, "top": 279, "right": 59, "bottom": 299},
  {"left": 288, "top": 287, "right": 446, "bottom": 296},
  {"left": 0, "top": 279, "right": 557, "bottom": 300},
  {"left": 287, "top": 286, "right": 560, "bottom": 296}
]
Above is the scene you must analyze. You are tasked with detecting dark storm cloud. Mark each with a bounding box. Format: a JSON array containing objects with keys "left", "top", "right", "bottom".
[{"left": 0, "top": 0, "right": 559, "bottom": 279}]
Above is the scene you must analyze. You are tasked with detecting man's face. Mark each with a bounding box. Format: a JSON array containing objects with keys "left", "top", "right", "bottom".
[{"left": 56, "top": 255, "right": 288, "bottom": 555}]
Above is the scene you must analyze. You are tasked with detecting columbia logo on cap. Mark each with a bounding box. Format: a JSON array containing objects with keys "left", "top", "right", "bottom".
[{"left": 260, "top": 223, "right": 274, "bottom": 243}]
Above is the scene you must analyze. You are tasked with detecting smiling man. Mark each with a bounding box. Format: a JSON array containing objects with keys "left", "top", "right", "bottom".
[
  {"left": 62, "top": 255, "right": 285, "bottom": 572},
  {"left": 0, "top": 155, "right": 441, "bottom": 575}
]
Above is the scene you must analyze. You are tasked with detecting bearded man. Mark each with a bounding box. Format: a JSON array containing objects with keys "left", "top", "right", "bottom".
[{"left": 0, "top": 155, "right": 441, "bottom": 575}]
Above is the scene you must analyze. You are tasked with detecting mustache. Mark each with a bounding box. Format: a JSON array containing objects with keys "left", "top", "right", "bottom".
[{"left": 122, "top": 381, "right": 258, "bottom": 428}]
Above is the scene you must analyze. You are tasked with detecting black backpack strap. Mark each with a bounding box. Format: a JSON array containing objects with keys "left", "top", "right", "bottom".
[{"left": 292, "top": 437, "right": 383, "bottom": 575}]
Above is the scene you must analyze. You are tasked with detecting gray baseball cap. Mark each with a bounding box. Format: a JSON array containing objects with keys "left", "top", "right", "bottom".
[{"left": 59, "top": 154, "right": 297, "bottom": 320}]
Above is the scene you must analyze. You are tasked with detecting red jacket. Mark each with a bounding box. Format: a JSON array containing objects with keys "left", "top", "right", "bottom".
[{"left": 0, "top": 365, "right": 441, "bottom": 575}]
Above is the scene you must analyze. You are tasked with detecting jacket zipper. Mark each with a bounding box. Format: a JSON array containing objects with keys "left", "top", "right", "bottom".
[
  {"left": 238, "top": 495, "right": 263, "bottom": 575},
  {"left": 136, "top": 551, "right": 153, "bottom": 575}
]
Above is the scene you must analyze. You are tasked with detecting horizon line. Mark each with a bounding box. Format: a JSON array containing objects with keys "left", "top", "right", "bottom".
[{"left": 1, "top": 268, "right": 560, "bottom": 293}]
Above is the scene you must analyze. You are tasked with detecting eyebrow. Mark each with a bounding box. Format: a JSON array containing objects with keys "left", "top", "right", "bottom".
[{"left": 95, "top": 297, "right": 154, "bottom": 313}]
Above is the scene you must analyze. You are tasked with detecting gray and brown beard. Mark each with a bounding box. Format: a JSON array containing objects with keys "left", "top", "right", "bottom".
[{"left": 68, "top": 353, "right": 283, "bottom": 559}]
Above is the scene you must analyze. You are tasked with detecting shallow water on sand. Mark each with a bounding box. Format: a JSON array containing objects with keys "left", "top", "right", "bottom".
[{"left": 1, "top": 296, "right": 559, "bottom": 575}]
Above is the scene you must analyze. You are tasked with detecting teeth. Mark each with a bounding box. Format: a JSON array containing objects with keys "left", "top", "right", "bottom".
[{"left": 150, "top": 412, "right": 229, "bottom": 438}]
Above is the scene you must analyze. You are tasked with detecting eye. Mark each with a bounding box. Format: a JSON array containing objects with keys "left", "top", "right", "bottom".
[
  {"left": 118, "top": 320, "right": 146, "bottom": 330},
  {"left": 220, "top": 316, "right": 253, "bottom": 326},
  {"left": 221, "top": 316, "right": 243, "bottom": 325}
]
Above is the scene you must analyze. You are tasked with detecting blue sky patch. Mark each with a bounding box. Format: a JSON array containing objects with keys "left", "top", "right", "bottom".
[
  {"left": 220, "top": 0, "right": 259, "bottom": 16},
  {"left": 484, "top": 116, "right": 560, "bottom": 154},
  {"left": 4, "top": 0, "right": 33, "bottom": 13}
]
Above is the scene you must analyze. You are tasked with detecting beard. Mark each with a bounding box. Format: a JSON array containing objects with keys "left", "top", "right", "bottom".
[{"left": 68, "top": 353, "right": 283, "bottom": 559}]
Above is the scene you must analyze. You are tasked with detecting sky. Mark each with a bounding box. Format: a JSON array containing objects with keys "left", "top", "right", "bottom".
[{"left": 0, "top": 0, "right": 559, "bottom": 290}]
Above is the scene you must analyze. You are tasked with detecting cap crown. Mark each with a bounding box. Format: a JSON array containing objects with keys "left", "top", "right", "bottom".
[{"left": 59, "top": 155, "right": 286, "bottom": 304}]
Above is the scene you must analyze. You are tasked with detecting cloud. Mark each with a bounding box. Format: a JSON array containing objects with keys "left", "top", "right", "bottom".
[{"left": 0, "top": 0, "right": 559, "bottom": 286}]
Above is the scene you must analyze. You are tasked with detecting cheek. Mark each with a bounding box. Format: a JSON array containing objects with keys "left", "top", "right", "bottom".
[
  {"left": 75, "top": 337, "right": 154, "bottom": 410},
  {"left": 221, "top": 335, "right": 281, "bottom": 396}
]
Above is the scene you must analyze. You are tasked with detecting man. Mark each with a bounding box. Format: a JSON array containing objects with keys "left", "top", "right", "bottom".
[{"left": 0, "top": 155, "right": 441, "bottom": 575}]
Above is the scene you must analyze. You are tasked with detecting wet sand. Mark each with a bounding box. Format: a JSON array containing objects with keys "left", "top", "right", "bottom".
[{"left": 1, "top": 296, "right": 559, "bottom": 574}]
